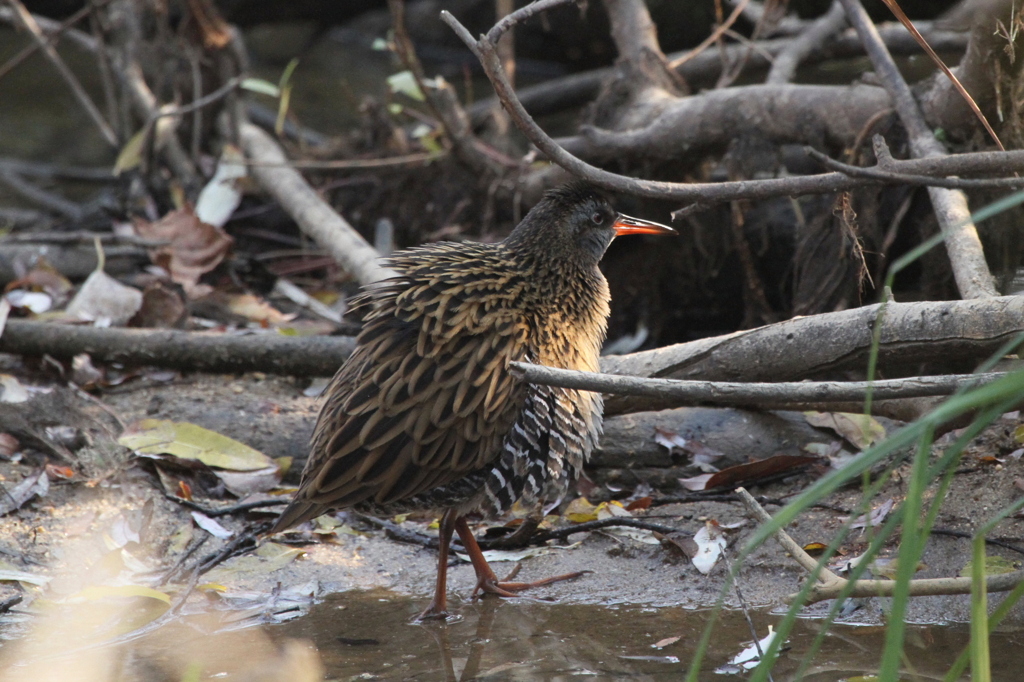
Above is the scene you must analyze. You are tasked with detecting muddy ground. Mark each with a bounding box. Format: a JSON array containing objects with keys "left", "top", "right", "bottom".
[{"left": 2, "top": 360, "right": 1024, "bottom": 634}]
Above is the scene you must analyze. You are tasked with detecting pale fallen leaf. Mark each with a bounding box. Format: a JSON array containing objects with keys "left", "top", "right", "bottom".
[
  {"left": 194, "top": 144, "right": 246, "bottom": 228},
  {"left": 840, "top": 498, "right": 894, "bottom": 530},
  {"left": 192, "top": 511, "right": 234, "bottom": 539},
  {"left": 0, "top": 468, "right": 49, "bottom": 515},
  {"left": 717, "top": 626, "right": 780, "bottom": 674},
  {"left": 652, "top": 636, "right": 681, "bottom": 649},
  {"left": 0, "top": 375, "right": 29, "bottom": 403},
  {"left": 960, "top": 555, "right": 1020, "bottom": 577},
  {"left": 65, "top": 270, "right": 143, "bottom": 326},
  {"left": 805, "top": 411, "right": 886, "bottom": 449},
  {"left": 678, "top": 473, "right": 714, "bottom": 491},
  {"left": 654, "top": 427, "right": 687, "bottom": 452},
  {"left": 4, "top": 290, "right": 51, "bottom": 313},
  {"left": 0, "top": 568, "right": 51, "bottom": 586},
  {"left": 691, "top": 521, "right": 727, "bottom": 575}
]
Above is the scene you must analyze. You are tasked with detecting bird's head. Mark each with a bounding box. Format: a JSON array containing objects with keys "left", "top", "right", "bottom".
[{"left": 506, "top": 181, "right": 675, "bottom": 266}]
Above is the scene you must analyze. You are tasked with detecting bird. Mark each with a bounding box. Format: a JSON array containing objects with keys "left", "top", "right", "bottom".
[{"left": 270, "top": 181, "right": 675, "bottom": 619}]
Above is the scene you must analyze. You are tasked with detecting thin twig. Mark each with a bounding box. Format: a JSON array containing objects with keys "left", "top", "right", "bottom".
[
  {"left": 805, "top": 145, "right": 1024, "bottom": 189},
  {"left": 5, "top": 0, "right": 117, "bottom": 146},
  {"left": 668, "top": 0, "right": 751, "bottom": 70},
  {"left": 510, "top": 361, "right": 1004, "bottom": 407}
]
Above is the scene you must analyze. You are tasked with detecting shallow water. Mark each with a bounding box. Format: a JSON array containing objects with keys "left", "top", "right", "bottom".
[{"left": 269, "top": 589, "right": 1024, "bottom": 681}]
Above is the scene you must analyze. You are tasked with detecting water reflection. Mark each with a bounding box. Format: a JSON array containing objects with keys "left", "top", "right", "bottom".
[{"left": 268, "top": 589, "right": 1024, "bottom": 681}]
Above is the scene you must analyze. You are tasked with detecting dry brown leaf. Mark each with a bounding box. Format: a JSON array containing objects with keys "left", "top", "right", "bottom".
[{"left": 134, "top": 208, "right": 233, "bottom": 298}]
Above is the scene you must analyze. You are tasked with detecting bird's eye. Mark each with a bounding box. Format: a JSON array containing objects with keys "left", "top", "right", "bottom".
[{"left": 591, "top": 212, "right": 605, "bottom": 225}]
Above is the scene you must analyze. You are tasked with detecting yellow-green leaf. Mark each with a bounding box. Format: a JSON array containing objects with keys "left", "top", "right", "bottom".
[
  {"left": 960, "top": 555, "right": 1020, "bottom": 577},
  {"left": 113, "top": 127, "right": 149, "bottom": 175},
  {"left": 118, "top": 419, "right": 274, "bottom": 471}
]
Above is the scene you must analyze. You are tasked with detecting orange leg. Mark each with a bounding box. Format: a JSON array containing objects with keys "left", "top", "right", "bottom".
[
  {"left": 454, "top": 517, "right": 588, "bottom": 600},
  {"left": 416, "top": 508, "right": 459, "bottom": 621}
]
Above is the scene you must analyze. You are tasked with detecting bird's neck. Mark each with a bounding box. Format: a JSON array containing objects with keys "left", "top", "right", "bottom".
[{"left": 509, "top": 249, "right": 611, "bottom": 373}]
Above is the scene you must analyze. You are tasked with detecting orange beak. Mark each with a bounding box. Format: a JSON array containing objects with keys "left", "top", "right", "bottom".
[{"left": 612, "top": 214, "right": 676, "bottom": 236}]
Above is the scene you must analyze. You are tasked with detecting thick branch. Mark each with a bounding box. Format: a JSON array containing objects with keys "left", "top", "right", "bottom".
[
  {"left": 599, "top": 296, "right": 1024, "bottom": 414},
  {"left": 839, "top": 0, "right": 997, "bottom": 299},
  {"left": 442, "top": 7, "right": 1013, "bottom": 212},
  {"left": 239, "top": 122, "right": 394, "bottom": 286},
  {"left": 0, "top": 320, "right": 355, "bottom": 376},
  {"left": 510, "top": 362, "right": 1003, "bottom": 408},
  {"left": 561, "top": 83, "right": 891, "bottom": 162},
  {"left": 466, "top": 22, "right": 968, "bottom": 124}
]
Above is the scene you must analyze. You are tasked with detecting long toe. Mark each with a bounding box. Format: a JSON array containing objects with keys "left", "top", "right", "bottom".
[{"left": 472, "top": 570, "right": 591, "bottom": 600}]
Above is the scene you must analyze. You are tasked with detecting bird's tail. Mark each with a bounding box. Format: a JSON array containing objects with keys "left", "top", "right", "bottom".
[{"left": 267, "top": 498, "right": 323, "bottom": 535}]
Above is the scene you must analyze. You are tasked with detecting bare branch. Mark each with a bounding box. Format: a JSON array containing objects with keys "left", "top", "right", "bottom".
[
  {"left": 239, "top": 122, "right": 395, "bottom": 286},
  {"left": 510, "top": 361, "right": 1003, "bottom": 408},
  {"left": 766, "top": 1, "right": 847, "bottom": 84},
  {"left": 4, "top": 0, "right": 117, "bottom": 147},
  {"left": 839, "top": 0, "right": 997, "bottom": 299},
  {"left": 0, "top": 320, "right": 355, "bottom": 376},
  {"left": 599, "top": 295, "right": 1024, "bottom": 414}
]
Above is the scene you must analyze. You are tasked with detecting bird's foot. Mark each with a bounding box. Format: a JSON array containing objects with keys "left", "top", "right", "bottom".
[
  {"left": 470, "top": 562, "right": 590, "bottom": 600},
  {"left": 414, "top": 595, "right": 452, "bottom": 622}
]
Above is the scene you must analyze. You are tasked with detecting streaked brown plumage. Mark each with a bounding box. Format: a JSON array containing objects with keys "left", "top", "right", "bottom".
[{"left": 271, "top": 182, "right": 674, "bottom": 618}]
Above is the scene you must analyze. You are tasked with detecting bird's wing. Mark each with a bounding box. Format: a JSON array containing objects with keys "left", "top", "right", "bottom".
[{"left": 274, "top": 250, "right": 531, "bottom": 528}]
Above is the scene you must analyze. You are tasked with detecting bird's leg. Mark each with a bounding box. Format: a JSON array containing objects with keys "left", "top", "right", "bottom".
[
  {"left": 416, "top": 508, "right": 459, "bottom": 621},
  {"left": 453, "top": 517, "right": 588, "bottom": 599}
]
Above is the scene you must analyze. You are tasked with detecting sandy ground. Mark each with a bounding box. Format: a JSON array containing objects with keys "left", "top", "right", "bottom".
[{"left": 2, "top": 365, "right": 1024, "bottom": 631}]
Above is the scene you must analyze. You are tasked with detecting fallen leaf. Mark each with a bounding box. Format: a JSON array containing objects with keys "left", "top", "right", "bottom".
[
  {"left": 0, "top": 568, "right": 51, "bottom": 586},
  {"left": 691, "top": 521, "right": 727, "bottom": 575},
  {"left": 0, "top": 375, "right": 29, "bottom": 403},
  {"left": 681, "top": 440, "right": 726, "bottom": 472},
  {"left": 805, "top": 411, "right": 886, "bottom": 449},
  {"left": 65, "top": 270, "right": 143, "bottom": 325},
  {"left": 652, "top": 636, "right": 681, "bottom": 649},
  {"left": 681, "top": 455, "right": 818, "bottom": 492},
  {"left": 869, "top": 556, "right": 926, "bottom": 580},
  {"left": 45, "top": 464, "right": 75, "bottom": 479},
  {"left": 960, "top": 555, "right": 1020, "bottom": 577},
  {"left": 654, "top": 427, "right": 687, "bottom": 452},
  {"left": 71, "top": 353, "right": 104, "bottom": 388},
  {"left": 678, "top": 473, "right": 714, "bottom": 491},
  {"left": 625, "top": 496, "right": 653, "bottom": 512},
  {"left": 0, "top": 468, "right": 49, "bottom": 515},
  {"left": 134, "top": 208, "right": 233, "bottom": 297},
  {"left": 4, "top": 289, "right": 52, "bottom": 313},
  {"left": 129, "top": 280, "right": 188, "bottom": 328},
  {"left": 717, "top": 626, "right": 780, "bottom": 673},
  {"left": 565, "top": 497, "right": 598, "bottom": 523},
  {"left": 840, "top": 498, "right": 894, "bottom": 530},
  {"left": 192, "top": 511, "right": 234, "bottom": 539},
  {"left": 119, "top": 419, "right": 276, "bottom": 471},
  {"left": 227, "top": 293, "right": 296, "bottom": 326},
  {"left": 194, "top": 145, "right": 246, "bottom": 228},
  {"left": 802, "top": 542, "right": 828, "bottom": 557}
]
